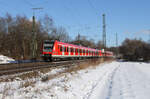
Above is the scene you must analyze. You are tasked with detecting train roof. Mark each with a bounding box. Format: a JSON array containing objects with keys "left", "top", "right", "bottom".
[{"left": 55, "top": 40, "right": 101, "bottom": 52}]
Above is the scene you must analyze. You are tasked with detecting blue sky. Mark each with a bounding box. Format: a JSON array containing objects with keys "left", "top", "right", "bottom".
[{"left": 0, "top": 0, "right": 150, "bottom": 47}]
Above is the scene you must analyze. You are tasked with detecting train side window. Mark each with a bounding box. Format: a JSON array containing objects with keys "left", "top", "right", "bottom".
[
  {"left": 70, "top": 48, "right": 72, "bottom": 52},
  {"left": 67, "top": 47, "right": 68, "bottom": 52},
  {"left": 61, "top": 46, "right": 63, "bottom": 52},
  {"left": 62, "top": 46, "right": 64, "bottom": 52},
  {"left": 65, "top": 47, "right": 67, "bottom": 52},
  {"left": 71, "top": 48, "right": 73, "bottom": 53},
  {"left": 60, "top": 46, "right": 62, "bottom": 52},
  {"left": 66, "top": 47, "right": 68, "bottom": 52},
  {"left": 58, "top": 45, "right": 59, "bottom": 50}
]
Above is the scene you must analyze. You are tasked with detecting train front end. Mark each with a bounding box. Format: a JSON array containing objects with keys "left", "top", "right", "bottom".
[{"left": 42, "top": 40, "right": 55, "bottom": 61}]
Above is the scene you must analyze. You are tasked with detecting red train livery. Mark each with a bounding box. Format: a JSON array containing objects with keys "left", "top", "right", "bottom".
[{"left": 41, "top": 40, "right": 113, "bottom": 61}]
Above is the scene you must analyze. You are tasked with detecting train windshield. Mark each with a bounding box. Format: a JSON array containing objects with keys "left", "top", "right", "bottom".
[{"left": 43, "top": 40, "right": 54, "bottom": 51}]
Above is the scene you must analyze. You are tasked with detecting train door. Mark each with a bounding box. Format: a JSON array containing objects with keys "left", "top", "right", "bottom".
[
  {"left": 80, "top": 49, "right": 82, "bottom": 56},
  {"left": 70, "top": 47, "right": 73, "bottom": 56},
  {"left": 68, "top": 46, "right": 70, "bottom": 56},
  {"left": 66, "top": 46, "right": 69, "bottom": 56}
]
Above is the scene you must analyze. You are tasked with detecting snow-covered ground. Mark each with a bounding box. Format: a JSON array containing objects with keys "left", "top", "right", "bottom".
[
  {"left": 0, "top": 61, "right": 150, "bottom": 99},
  {"left": 0, "top": 55, "right": 15, "bottom": 64}
]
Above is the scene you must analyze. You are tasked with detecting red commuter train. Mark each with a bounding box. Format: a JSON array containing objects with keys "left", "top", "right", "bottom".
[{"left": 41, "top": 40, "right": 113, "bottom": 61}]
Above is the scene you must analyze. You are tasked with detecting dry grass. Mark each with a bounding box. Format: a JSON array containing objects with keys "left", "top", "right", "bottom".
[
  {"left": 65, "top": 58, "right": 105, "bottom": 73},
  {"left": 40, "top": 58, "right": 114, "bottom": 91},
  {"left": 20, "top": 80, "right": 36, "bottom": 88},
  {"left": 0, "top": 58, "right": 114, "bottom": 83},
  {"left": 0, "top": 58, "right": 114, "bottom": 99},
  {"left": 17, "top": 71, "right": 40, "bottom": 80},
  {"left": 39, "top": 68, "right": 52, "bottom": 74},
  {"left": 41, "top": 58, "right": 114, "bottom": 82}
]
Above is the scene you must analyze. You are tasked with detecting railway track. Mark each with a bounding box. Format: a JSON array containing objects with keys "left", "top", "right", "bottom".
[{"left": 0, "top": 60, "right": 87, "bottom": 76}]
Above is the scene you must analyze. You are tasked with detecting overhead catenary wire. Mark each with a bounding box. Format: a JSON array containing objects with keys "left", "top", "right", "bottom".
[
  {"left": 23, "top": 0, "right": 35, "bottom": 7},
  {"left": 87, "top": 0, "right": 99, "bottom": 17},
  {"left": 62, "top": 0, "right": 101, "bottom": 39},
  {"left": 22, "top": 0, "right": 101, "bottom": 41},
  {"left": 62, "top": 0, "right": 83, "bottom": 33}
]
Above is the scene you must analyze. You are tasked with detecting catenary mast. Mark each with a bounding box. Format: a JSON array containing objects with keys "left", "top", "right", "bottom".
[{"left": 102, "top": 14, "right": 106, "bottom": 49}]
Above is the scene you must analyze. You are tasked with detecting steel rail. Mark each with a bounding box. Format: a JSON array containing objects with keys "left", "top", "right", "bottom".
[{"left": 0, "top": 60, "right": 86, "bottom": 76}]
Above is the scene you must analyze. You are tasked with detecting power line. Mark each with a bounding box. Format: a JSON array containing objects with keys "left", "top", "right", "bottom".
[
  {"left": 63, "top": 0, "right": 83, "bottom": 33},
  {"left": 23, "top": 0, "right": 35, "bottom": 7},
  {"left": 87, "top": 0, "right": 99, "bottom": 17}
]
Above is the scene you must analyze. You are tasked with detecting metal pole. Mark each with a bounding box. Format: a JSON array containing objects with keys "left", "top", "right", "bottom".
[
  {"left": 102, "top": 14, "right": 106, "bottom": 49},
  {"left": 32, "top": 15, "right": 36, "bottom": 60},
  {"left": 102, "top": 14, "right": 106, "bottom": 57},
  {"left": 31, "top": 7, "right": 43, "bottom": 60}
]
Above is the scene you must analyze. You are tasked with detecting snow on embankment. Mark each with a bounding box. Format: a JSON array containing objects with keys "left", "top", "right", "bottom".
[
  {"left": 1, "top": 61, "right": 150, "bottom": 99},
  {"left": 0, "top": 61, "right": 118, "bottom": 99},
  {"left": 0, "top": 55, "right": 14, "bottom": 64},
  {"left": 90, "top": 62, "right": 150, "bottom": 99}
]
